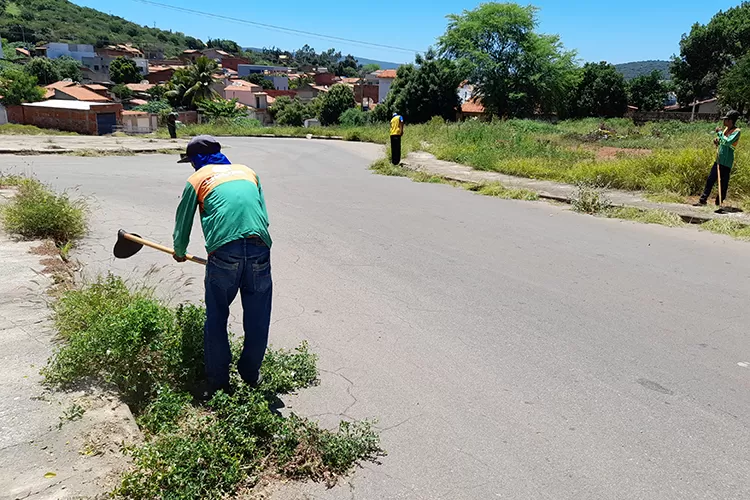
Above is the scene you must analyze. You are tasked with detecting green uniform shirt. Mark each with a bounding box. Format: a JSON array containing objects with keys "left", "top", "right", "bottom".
[
  {"left": 173, "top": 163, "right": 271, "bottom": 257},
  {"left": 717, "top": 127, "right": 741, "bottom": 168}
]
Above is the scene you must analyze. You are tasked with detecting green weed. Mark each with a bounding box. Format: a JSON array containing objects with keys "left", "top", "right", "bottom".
[
  {"left": 0, "top": 124, "right": 76, "bottom": 136},
  {"left": 604, "top": 207, "right": 685, "bottom": 227},
  {"left": 0, "top": 178, "right": 87, "bottom": 245},
  {"left": 644, "top": 192, "right": 688, "bottom": 204},
  {"left": 44, "top": 275, "right": 383, "bottom": 497},
  {"left": 467, "top": 182, "right": 539, "bottom": 200},
  {"left": 0, "top": 173, "right": 25, "bottom": 188},
  {"left": 571, "top": 183, "right": 612, "bottom": 214},
  {"left": 701, "top": 218, "right": 750, "bottom": 240}
]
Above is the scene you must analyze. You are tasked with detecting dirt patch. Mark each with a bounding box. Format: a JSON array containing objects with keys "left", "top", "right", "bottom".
[
  {"left": 585, "top": 146, "right": 652, "bottom": 161},
  {"left": 29, "top": 240, "right": 59, "bottom": 257}
]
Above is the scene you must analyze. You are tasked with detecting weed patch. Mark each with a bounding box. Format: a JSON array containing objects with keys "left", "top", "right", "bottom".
[
  {"left": 604, "top": 207, "right": 685, "bottom": 227},
  {"left": 0, "top": 124, "right": 77, "bottom": 136},
  {"left": 701, "top": 218, "right": 750, "bottom": 240},
  {"left": 571, "top": 183, "right": 612, "bottom": 214},
  {"left": 644, "top": 192, "right": 688, "bottom": 204},
  {"left": 467, "top": 182, "right": 539, "bottom": 201},
  {"left": 0, "top": 177, "right": 87, "bottom": 245},
  {"left": 44, "top": 275, "right": 383, "bottom": 497}
]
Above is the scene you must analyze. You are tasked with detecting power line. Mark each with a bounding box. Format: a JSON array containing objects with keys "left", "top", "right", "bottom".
[{"left": 129, "top": 0, "right": 422, "bottom": 55}]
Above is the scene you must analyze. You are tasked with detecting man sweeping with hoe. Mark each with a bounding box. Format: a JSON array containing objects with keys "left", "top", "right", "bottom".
[
  {"left": 694, "top": 110, "right": 742, "bottom": 212},
  {"left": 173, "top": 136, "right": 272, "bottom": 400}
]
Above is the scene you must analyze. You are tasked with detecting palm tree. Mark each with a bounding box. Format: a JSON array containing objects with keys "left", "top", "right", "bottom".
[{"left": 166, "top": 56, "right": 219, "bottom": 109}]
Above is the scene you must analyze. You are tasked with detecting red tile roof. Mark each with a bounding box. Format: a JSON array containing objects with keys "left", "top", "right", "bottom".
[
  {"left": 55, "top": 86, "right": 112, "bottom": 102},
  {"left": 15, "top": 47, "right": 31, "bottom": 57},
  {"left": 126, "top": 83, "right": 155, "bottom": 92},
  {"left": 377, "top": 69, "right": 397, "bottom": 79},
  {"left": 44, "top": 81, "right": 76, "bottom": 99},
  {"left": 461, "top": 99, "right": 485, "bottom": 114},
  {"left": 129, "top": 99, "right": 148, "bottom": 106},
  {"left": 84, "top": 84, "right": 108, "bottom": 91}
]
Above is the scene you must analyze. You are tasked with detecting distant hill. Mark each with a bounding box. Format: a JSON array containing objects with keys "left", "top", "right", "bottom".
[
  {"left": 353, "top": 56, "right": 400, "bottom": 70},
  {"left": 0, "top": 0, "right": 201, "bottom": 58},
  {"left": 614, "top": 60, "right": 671, "bottom": 80}
]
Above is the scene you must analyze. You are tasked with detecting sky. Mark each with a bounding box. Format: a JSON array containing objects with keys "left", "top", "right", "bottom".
[{"left": 73, "top": 0, "right": 741, "bottom": 65}]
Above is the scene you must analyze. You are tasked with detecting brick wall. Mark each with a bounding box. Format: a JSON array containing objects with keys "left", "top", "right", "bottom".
[
  {"left": 177, "top": 111, "right": 198, "bottom": 125},
  {"left": 7, "top": 103, "right": 122, "bottom": 135},
  {"left": 353, "top": 84, "right": 379, "bottom": 104},
  {"left": 221, "top": 57, "right": 250, "bottom": 71}
]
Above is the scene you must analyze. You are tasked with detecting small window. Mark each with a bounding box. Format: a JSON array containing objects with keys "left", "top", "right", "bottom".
[{"left": 94, "top": 65, "right": 99, "bottom": 71}]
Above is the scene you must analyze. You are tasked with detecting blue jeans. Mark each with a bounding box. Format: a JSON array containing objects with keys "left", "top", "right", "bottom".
[{"left": 204, "top": 237, "right": 272, "bottom": 390}]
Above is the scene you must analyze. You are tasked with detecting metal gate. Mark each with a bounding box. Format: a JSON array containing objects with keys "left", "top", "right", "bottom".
[{"left": 96, "top": 112, "right": 117, "bottom": 135}]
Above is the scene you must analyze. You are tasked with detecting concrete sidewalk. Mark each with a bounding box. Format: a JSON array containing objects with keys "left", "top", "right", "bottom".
[
  {"left": 0, "top": 135, "right": 186, "bottom": 155},
  {"left": 403, "top": 151, "right": 750, "bottom": 224}
]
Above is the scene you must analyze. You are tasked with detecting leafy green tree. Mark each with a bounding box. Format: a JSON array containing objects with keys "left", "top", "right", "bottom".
[
  {"left": 185, "top": 36, "right": 205, "bottom": 50},
  {"left": 111, "top": 83, "right": 133, "bottom": 101},
  {"left": 198, "top": 98, "right": 247, "bottom": 121},
  {"left": 333, "top": 54, "right": 358, "bottom": 76},
  {"left": 670, "top": 3, "right": 750, "bottom": 105},
  {"left": 627, "top": 70, "right": 668, "bottom": 111},
  {"left": 339, "top": 107, "right": 371, "bottom": 127},
  {"left": 110, "top": 57, "right": 141, "bottom": 84},
  {"left": 289, "top": 74, "right": 314, "bottom": 89},
  {"left": 437, "top": 2, "right": 577, "bottom": 118},
  {"left": 52, "top": 55, "right": 82, "bottom": 82},
  {"left": 378, "top": 50, "right": 463, "bottom": 124},
  {"left": 133, "top": 100, "right": 172, "bottom": 114},
  {"left": 23, "top": 57, "right": 61, "bottom": 85},
  {"left": 206, "top": 39, "right": 240, "bottom": 54},
  {"left": 243, "top": 73, "right": 275, "bottom": 90},
  {"left": 360, "top": 63, "right": 380, "bottom": 74},
  {"left": 569, "top": 62, "right": 628, "bottom": 118},
  {"left": 269, "top": 96, "right": 306, "bottom": 126},
  {"left": 167, "top": 56, "right": 219, "bottom": 109},
  {"left": 718, "top": 53, "right": 750, "bottom": 116},
  {"left": 147, "top": 84, "right": 168, "bottom": 100},
  {"left": 319, "top": 83, "right": 355, "bottom": 125},
  {"left": 0, "top": 68, "right": 45, "bottom": 105}
]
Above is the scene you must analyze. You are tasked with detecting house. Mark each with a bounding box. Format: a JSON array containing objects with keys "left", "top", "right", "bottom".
[
  {"left": 98, "top": 44, "right": 144, "bottom": 58},
  {"left": 314, "top": 72, "right": 336, "bottom": 86},
  {"left": 458, "top": 81, "right": 474, "bottom": 104},
  {"left": 52, "top": 85, "right": 112, "bottom": 103},
  {"left": 180, "top": 49, "right": 201, "bottom": 63},
  {"left": 80, "top": 45, "right": 148, "bottom": 82},
  {"left": 223, "top": 84, "right": 263, "bottom": 105},
  {"left": 457, "top": 98, "right": 487, "bottom": 120},
  {"left": 6, "top": 100, "right": 122, "bottom": 135},
  {"left": 220, "top": 57, "right": 250, "bottom": 71},
  {"left": 376, "top": 69, "right": 397, "bottom": 103},
  {"left": 121, "top": 110, "right": 157, "bottom": 133},
  {"left": 268, "top": 75, "right": 289, "bottom": 91},
  {"left": 146, "top": 65, "right": 184, "bottom": 84},
  {"left": 295, "top": 83, "right": 328, "bottom": 102},
  {"left": 665, "top": 97, "right": 719, "bottom": 114},
  {"left": 43, "top": 81, "right": 77, "bottom": 99},
  {"left": 44, "top": 43, "right": 95, "bottom": 62},
  {"left": 237, "top": 64, "right": 291, "bottom": 77},
  {"left": 202, "top": 48, "right": 232, "bottom": 61},
  {"left": 83, "top": 83, "right": 110, "bottom": 99},
  {"left": 341, "top": 77, "right": 379, "bottom": 105}
]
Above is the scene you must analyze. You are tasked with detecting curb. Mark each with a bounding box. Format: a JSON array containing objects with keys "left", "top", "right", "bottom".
[
  {"left": 0, "top": 148, "right": 183, "bottom": 156},
  {"left": 402, "top": 161, "right": 716, "bottom": 226}
]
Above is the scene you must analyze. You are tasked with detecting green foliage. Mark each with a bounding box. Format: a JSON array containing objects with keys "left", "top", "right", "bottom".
[
  {"left": 206, "top": 38, "right": 240, "bottom": 54},
  {"left": 111, "top": 83, "right": 132, "bottom": 101},
  {"left": 0, "top": 177, "right": 87, "bottom": 245},
  {"left": 628, "top": 70, "right": 669, "bottom": 112},
  {"left": 53, "top": 55, "right": 82, "bottom": 82},
  {"left": 670, "top": 3, "right": 750, "bottom": 104},
  {"left": 109, "top": 57, "right": 141, "bottom": 84},
  {"left": 198, "top": 98, "right": 247, "bottom": 121},
  {"left": 360, "top": 63, "right": 381, "bottom": 74},
  {"left": 615, "top": 60, "right": 671, "bottom": 81},
  {"left": 332, "top": 54, "right": 358, "bottom": 77},
  {"left": 269, "top": 95, "right": 309, "bottom": 126},
  {"left": 438, "top": 2, "right": 578, "bottom": 118},
  {"left": 289, "top": 74, "right": 314, "bottom": 90},
  {"left": 0, "top": 68, "right": 44, "bottom": 105},
  {"left": 701, "top": 218, "right": 750, "bottom": 240},
  {"left": 571, "top": 182, "right": 612, "bottom": 214},
  {"left": 319, "top": 83, "right": 355, "bottom": 125},
  {"left": 167, "top": 56, "right": 219, "bottom": 109},
  {"left": 378, "top": 50, "right": 463, "bottom": 124},
  {"left": 23, "top": 57, "right": 60, "bottom": 85},
  {"left": 569, "top": 62, "right": 628, "bottom": 118},
  {"left": 0, "top": 123, "right": 74, "bottom": 134},
  {"left": 146, "top": 84, "right": 168, "bottom": 100},
  {"left": 718, "top": 52, "right": 750, "bottom": 115},
  {"left": 0, "top": 0, "right": 204, "bottom": 57},
  {"left": 133, "top": 99, "right": 172, "bottom": 114},
  {"left": 339, "top": 107, "right": 371, "bottom": 127},
  {"left": 466, "top": 182, "right": 539, "bottom": 200},
  {"left": 44, "top": 275, "right": 383, "bottom": 498},
  {"left": 604, "top": 206, "right": 685, "bottom": 227},
  {"left": 243, "top": 73, "right": 275, "bottom": 90},
  {"left": 294, "top": 44, "right": 341, "bottom": 69}
]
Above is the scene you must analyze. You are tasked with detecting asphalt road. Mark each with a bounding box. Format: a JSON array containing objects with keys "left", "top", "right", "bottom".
[{"left": 6, "top": 138, "right": 750, "bottom": 499}]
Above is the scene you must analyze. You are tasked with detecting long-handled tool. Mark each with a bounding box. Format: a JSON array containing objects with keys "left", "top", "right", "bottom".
[{"left": 114, "top": 229, "right": 207, "bottom": 265}]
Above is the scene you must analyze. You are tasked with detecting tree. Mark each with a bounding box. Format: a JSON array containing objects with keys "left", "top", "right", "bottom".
[
  {"left": 333, "top": 54, "right": 358, "bottom": 76},
  {"left": 377, "top": 50, "right": 463, "bottom": 123},
  {"left": 339, "top": 107, "right": 371, "bottom": 127},
  {"left": 167, "top": 56, "right": 219, "bottom": 109},
  {"left": 147, "top": 84, "right": 168, "bottom": 100},
  {"left": 198, "top": 98, "right": 247, "bottom": 121},
  {"left": 0, "top": 68, "right": 45, "bottom": 105},
  {"left": 360, "top": 63, "right": 380, "bottom": 74},
  {"left": 569, "top": 62, "right": 628, "bottom": 118},
  {"left": 23, "top": 57, "right": 60, "bottom": 85},
  {"left": 319, "top": 83, "right": 355, "bottom": 125},
  {"left": 110, "top": 57, "right": 141, "bottom": 84},
  {"left": 185, "top": 36, "right": 205, "bottom": 50},
  {"left": 269, "top": 96, "right": 307, "bottom": 126},
  {"left": 718, "top": 53, "right": 750, "bottom": 115},
  {"left": 243, "top": 73, "right": 275, "bottom": 90},
  {"left": 133, "top": 100, "right": 172, "bottom": 114},
  {"left": 206, "top": 39, "right": 240, "bottom": 54},
  {"left": 289, "top": 74, "right": 314, "bottom": 90},
  {"left": 438, "top": 2, "right": 577, "bottom": 118},
  {"left": 111, "top": 83, "right": 133, "bottom": 101},
  {"left": 670, "top": 3, "right": 750, "bottom": 105},
  {"left": 53, "top": 55, "right": 82, "bottom": 82},
  {"left": 627, "top": 70, "right": 668, "bottom": 111}
]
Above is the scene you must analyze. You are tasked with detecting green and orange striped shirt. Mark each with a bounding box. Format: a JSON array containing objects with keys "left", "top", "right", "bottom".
[{"left": 173, "top": 163, "right": 271, "bottom": 257}]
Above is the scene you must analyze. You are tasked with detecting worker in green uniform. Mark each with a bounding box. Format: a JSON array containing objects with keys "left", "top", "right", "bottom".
[{"left": 694, "top": 110, "right": 741, "bottom": 208}]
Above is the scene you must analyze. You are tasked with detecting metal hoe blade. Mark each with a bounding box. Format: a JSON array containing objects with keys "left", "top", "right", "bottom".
[{"left": 113, "top": 229, "right": 144, "bottom": 259}]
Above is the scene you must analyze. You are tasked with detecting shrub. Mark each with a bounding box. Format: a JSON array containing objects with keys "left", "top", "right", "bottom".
[
  {"left": 0, "top": 178, "right": 87, "bottom": 245},
  {"left": 339, "top": 107, "right": 371, "bottom": 127}
]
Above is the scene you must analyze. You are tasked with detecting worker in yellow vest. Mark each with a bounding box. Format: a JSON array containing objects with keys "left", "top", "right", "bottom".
[{"left": 390, "top": 112, "right": 404, "bottom": 165}]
